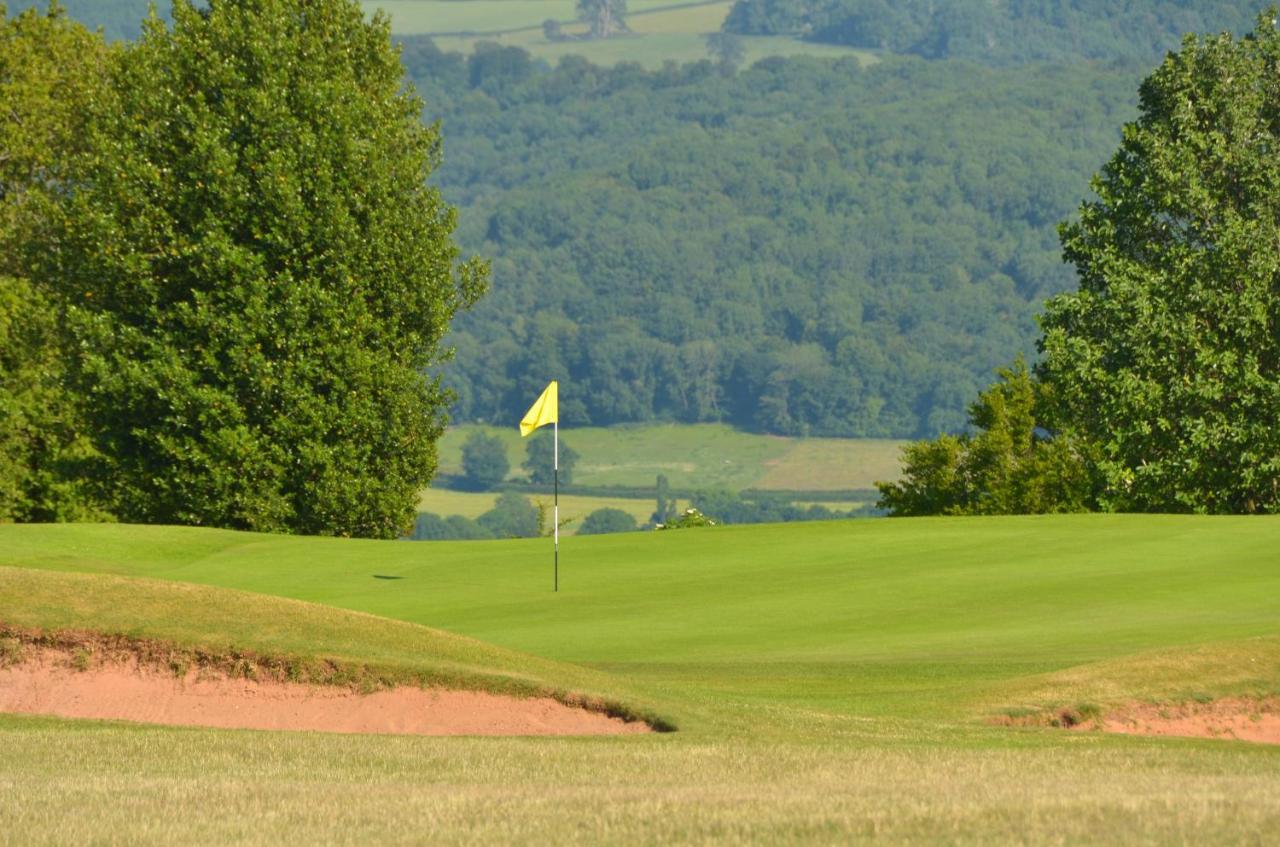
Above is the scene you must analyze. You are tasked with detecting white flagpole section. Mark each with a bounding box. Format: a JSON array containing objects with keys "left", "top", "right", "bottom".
[{"left": 554, "top": 418, "right": 559, "bottom": 592}]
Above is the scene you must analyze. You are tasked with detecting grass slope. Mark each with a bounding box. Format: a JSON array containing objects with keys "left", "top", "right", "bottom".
[
  {"left": 2, "top": 516, "right": 1279, "bottom": 843},
  {"left": 0, "top": 565, "right": 660, "bottom": 720},
  {"left": 434, "top": 422, "right": 904, "bottom": 491}
]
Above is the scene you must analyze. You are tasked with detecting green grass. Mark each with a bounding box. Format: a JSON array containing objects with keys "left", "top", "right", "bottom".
[
  {"left": 435, "top": 422, "right": 904, "bottom": 492},
  {"left": 0, "top": 565, "right": 658, "bottom": 718},
  {"left": 2, "top": 516, "right": 1279, "bottom": 843},
  {"left": 364, "top": 0, "right": 878, "bottom": 69}
]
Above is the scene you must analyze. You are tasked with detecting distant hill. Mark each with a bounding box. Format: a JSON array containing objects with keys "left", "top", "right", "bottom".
[
  {"left": 404, "top": 45, "right": 1138, "bottom": 436},
  {"left": 723, "top": 0, "right": 1261, "bottom": 65}
]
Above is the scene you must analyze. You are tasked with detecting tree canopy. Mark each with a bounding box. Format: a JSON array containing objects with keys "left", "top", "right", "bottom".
[
  {"left": 21, "top": 0, "right": 485, "bottom": 536},
  {"left": 0, "top": 5, "right": 111, "bottom": 521},
  {"left": 1039, "top": 12, "right": 1280, "bottom": 514},
  {"left": 875, "top": 358, "right": 1098, "bottom": 515},
  {"left": 460, "top": 431, "right": 509, "bottom": 490},
  {"left": 400, "top": 44, "right": 1139, "bottom": 437},
  {"left": 882, "top": 12, "right": 1280, "bottom": 516},
  {"left": 523, "top": 432, "right": 579, "bottom": 485}
]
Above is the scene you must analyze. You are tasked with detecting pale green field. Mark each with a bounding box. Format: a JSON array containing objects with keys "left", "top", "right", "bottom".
[
  {"left": 1, "top": 517, "right": 1278, "bottom": 843},
  {"left": 432, "top": 30, "right": 877, "bottom": 69},
  {"left": 365, "top": 0, "right": 878, "bottom": 68},
  {"left": 416, "top": 487, "right": 684, "bottom": 531},
  {"left": 365, "top": 0, "right": 682, "bottom": 33},
  {"left": 435, "top": 423, "right": 904, "bottom": 492}
]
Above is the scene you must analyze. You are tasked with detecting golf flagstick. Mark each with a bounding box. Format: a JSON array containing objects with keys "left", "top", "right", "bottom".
[
  {"left": 554, "top": 418, "right": 559, "bottom": 593},
  {"left": 518, "top": 380, "right": 559, "bottom": 592}
]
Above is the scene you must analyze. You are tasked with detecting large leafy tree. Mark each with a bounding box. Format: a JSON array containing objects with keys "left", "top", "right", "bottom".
[
  {"left": 1039, "top": 12, "right": 1280, "bottom": 514},
  {"left": 0, "top": 4, "right": 110, "bottom": 521},
  {"left": 576, "top": 0, "right": 628, "bottom": 39},
  {"left": 876, "top": 358, "right": 1098, "bottom": 516},
  {"left": 35, "top": 0, "right": 486, "bottom": 536},
  {"left": 460, "top": 431, "right": 509, "bottom": 491}
]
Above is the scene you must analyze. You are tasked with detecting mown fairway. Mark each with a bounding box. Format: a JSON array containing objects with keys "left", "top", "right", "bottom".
[{"left": 2, "top": 515, "right": 1279, "bottom": 843}]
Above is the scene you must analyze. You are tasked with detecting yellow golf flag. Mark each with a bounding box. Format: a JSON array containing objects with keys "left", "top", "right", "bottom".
[{"left": 519, "top": 381, "right": 558, "bottom": 437}]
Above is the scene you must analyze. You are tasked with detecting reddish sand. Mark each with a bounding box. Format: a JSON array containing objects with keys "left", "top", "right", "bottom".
[
  {"left": 0, "top": 647, "right": 649, "bottom": 736},
  {"left": 1093, "top": 698, "right": 1280, "bottom": 745}
]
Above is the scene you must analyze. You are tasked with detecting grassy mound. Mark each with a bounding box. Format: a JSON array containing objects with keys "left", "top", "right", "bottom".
[
  {"left": 0, "top": 565, "right": 667, "bottom": 727},
  {"left": 3, "top": 516, "right": 1278, "bottom": 723}
]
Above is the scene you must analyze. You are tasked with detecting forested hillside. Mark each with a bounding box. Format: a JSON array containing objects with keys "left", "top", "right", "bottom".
[
  {"left": 723, "top": 0, "right": 1259, "bottom": 65},
  {"left": 403, "top": 45, "right": 1137, "bottom": 435},
  {"left": 25, "top": 1, "right": 1256, "bottom": 437}
]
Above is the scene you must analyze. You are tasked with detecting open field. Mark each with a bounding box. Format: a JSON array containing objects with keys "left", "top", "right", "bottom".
[
  {"left": 1, "top": 516, "right": 1278, "bottom": 842},
  {"left": 365, "top": 0, "right": 687, "bottom": 33},
  {"left": 434, "top": 423, "right": 904, "bottom": 492},
  {"left": 416, "top": 487, "right": 683, "bottom": 532},
  {"left": 365, "top": 0, "right": 878, "bottom": 68}
]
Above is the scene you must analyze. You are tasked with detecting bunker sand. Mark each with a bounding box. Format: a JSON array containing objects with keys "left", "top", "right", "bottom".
[
  {"left": 1091, "top": 698, "right": 1280, "bottom": 745},
  {"left": 0, "top": 646, "right": 650, "bottom": 736}
]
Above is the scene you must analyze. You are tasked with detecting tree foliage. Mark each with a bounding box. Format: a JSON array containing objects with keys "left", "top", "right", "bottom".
[
  {"left": 31, "top": 0, "right": 485, "bottom": 536},
  {"left": 460, "top": 432, "right": 509, "bottom": 490},
  {"left": 475, "top": 491, "right": 539, "bottom": 537},
  {"left": 0, "top": 5, "right": 111, "bottom": 521},
  {"left": 399, "top": 45, "right": 1138, "bottom": 437},
  {"left": 876, "top": 358, "right": 1098, "bottom": 516},
  {"left": 577, "top": 0, "right": 628, "bottom": 39},
  {"left": 578, "top": 507, "right": 637, "bottom": 534},
  {"left": 1039, "top": 13, "right": 1280, "bottom": 514},
  {"left": 523, "top": 432, "right": 579, "bottom": 485}
]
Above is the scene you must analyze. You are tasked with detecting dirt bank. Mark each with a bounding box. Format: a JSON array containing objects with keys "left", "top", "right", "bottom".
[{"left": 0, "top": 641, "right": 649, "bottom": 736}]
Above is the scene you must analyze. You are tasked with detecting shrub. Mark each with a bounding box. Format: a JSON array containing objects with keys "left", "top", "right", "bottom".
[{"left": 578, "top": 508, "right": 637, "bottom": 535}]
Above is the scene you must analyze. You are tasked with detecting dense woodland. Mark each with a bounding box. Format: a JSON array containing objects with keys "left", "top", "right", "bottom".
[
  {"left": 12, "top": 2, "right": 1269, "bottom": 443},
  {"left": 402, "top": 45, "right": 1138, "bottom": 436}
]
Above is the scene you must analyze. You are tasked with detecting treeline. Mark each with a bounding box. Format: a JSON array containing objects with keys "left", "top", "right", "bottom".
[
  {"left": 400, "top": 42, "right": 1138, "bottom": 436},
  {"left": 722, "top": 0, "right": 1259, "bottom": 65},
  {"left": 409, "top": 487, "right": 869, "bottom": 541}
]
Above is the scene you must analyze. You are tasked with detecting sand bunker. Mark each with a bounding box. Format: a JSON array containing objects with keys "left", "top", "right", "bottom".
[
  {"left": 0, "top": 645, "right": 649, "bottom": 736},
  {"left": 1089, "top": 698, "right": 1280, "bottom": 745},
  {"left": 997, "top": 698, "right": 1280, "bottom": 744}
]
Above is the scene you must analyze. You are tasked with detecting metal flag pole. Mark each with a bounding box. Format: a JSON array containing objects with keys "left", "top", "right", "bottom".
[{"left": 553, "top": 417, "right": 559, "bottom": 592}]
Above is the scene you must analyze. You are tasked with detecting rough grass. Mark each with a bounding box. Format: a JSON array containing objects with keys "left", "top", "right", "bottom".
[
  {"left": 435, "top": 422, "right": 904, "bottom": 492},
  {"left": 3, "top": 714, "right": 1278, "bottom": 845},
  {"left": 1, "top": 516, "right": 1279, "bottom": 843}
]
